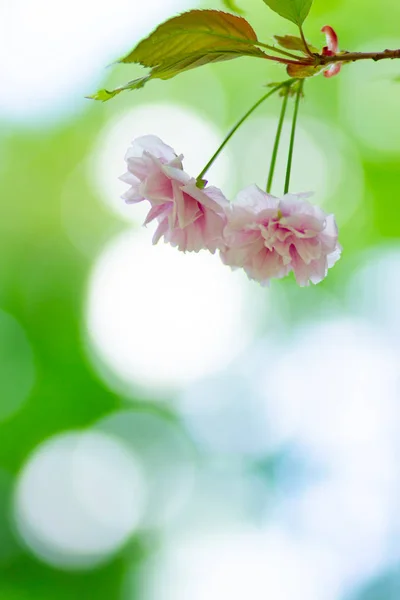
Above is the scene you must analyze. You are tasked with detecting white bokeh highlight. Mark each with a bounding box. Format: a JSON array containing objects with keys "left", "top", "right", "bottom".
[
  {"left": 173, "top": 461, "right": 270, "bottom": 533},
  {"left": 276, "top": 474, "right": 398, "bottom": 590},
  {"left": 339, "top": 39, "right": 400, "bottom": 156},
  {"left": 85, "top": 228, "right": 258, "bottom": 395},
  {"left": 0, "top": 0, "right": 195, "bottom": 123},
  {"left": 347, "top": 247, "right": 400, "bottom": 339},
  {"left": 178, "top": 370, "right": 273, "bottom": 458},
  {"left": 261, "top": 318, "right": 400, "bottom": 455},
  {"left": 89, "top": 102, "right": 231, "bottom": 223},
  {"left": 171, "top": 307, "right": 400, "bottom": 592},
  {"left": 95, "top": 410, "right": 196, "bottom": 528},
  {"left": 14, "top": 431, "right": 146, "bottom": 569},
  {"left": 255, "top": 317, "right": 400, "bottom": 587},
  {"left": 134, "top": 525, "right": 342, "bottom": 600}
]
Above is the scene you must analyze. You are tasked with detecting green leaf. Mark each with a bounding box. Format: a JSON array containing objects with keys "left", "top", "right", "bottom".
[
  {"left": 286, "top": 62, "right": 323, "bottom": 78},
  {"left": 89, "top": 47, "right": 252, "bottom": 102},
  {"left": 88, "top": 10, "right": 270, "bottom": 101},
  {"left": 88, "top": 10, "right": 270, "bottom": 102},
  {"left": 145, "top": 52, "right": 244, "bottom": 79},
  {"left": 222, "top": 0, "right": 244, "bottom": 14},
  {"left": 120, "top": 10, "right": 266, "bottom": 67},
  {"left": 262, "top": 0, "right": 313, "bottom": 25},
  {"left": 274, "top": 34, "right": 318, "bottom": 54},
  {"left": 86, "top": 76, "right": 150, "bottom": 101}
]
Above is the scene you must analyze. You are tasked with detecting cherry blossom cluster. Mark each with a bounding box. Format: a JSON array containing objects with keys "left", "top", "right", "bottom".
[{"left": 120, "top": 136, "right": 341, "bottom": 286}]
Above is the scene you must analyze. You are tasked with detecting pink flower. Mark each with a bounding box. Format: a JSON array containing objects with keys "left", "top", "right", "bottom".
[
  {"left": 120, "top": 135, "right": 228, "bottom": 253},
  {"left": 321, "top": 25, "right": 342, "bottom": 78},
  {"left": 221, "top": 185, "right": 341, "bottom": 287}
]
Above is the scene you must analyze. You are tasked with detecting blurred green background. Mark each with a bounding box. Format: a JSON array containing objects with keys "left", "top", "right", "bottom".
[{"left": 2, "top": 0, "right": 400, "bottom": 598}]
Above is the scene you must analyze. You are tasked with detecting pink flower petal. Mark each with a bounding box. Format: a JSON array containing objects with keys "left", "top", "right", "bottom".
[
  {"left": 143, "top": 203, "right": 171, "bottom": 226},
  {"left": 320, "top": 26, "right": 342, "bottom": 78},
  {"left": 321, "top": 25, "right": 339, "bottom": 54},
  {"left": 324, "top": 63, "right": 342, "bottom": 78},
  {"left": 172, "top": 181, "right": 202, "bottom": 229},
  {"left": 127, "top": 135, "right": 178, "bottom": 163},
  {"left": 235, "top": 185, "right": 280, "bottom": 214},
  {"left": 121, "top": 135, "right": 228, "bottom": 253},
  {"left": 222, "top": 186, "right": 341, "bottom": 286},
  {"left": 152, "top": 216, "right": 170, "bottom": 245}
]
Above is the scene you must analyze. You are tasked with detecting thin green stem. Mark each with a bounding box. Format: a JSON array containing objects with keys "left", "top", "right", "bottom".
[
  {"left": 299, "top": 25, "right": 313, "bottom": 57},
  {"left": 197, "top": 80, "right": 293, "bottom": 184},
  {"left": 177, "top": 31, "right": 311, "bottom": 65},
  {"left": 260, "top": 53, "right": 309, "bottom": 66},
  {"left": 284, "top": 80, "right": 304, "bottom": 195},
  {"left": 255, "top": 40, "right": 305, "bottom": 61},
  {"left": 266, "top": 84, "right": 292, "bottom": 193}
]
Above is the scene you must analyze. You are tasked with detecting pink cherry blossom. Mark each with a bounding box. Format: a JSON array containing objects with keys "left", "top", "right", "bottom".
[
  {"left": 321, "top": 25, "right": 342, "bottom": 78},
  {"left": 120, "top": 135, "right": 228, "bottom": 253},
  {"left": 220, "top": 185, "right": 341, "bottom": 287}
]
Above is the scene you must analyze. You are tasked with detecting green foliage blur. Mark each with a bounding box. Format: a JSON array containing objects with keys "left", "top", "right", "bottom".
[{"left": 1, "top": 0, "right": 400, "bottom": 598}]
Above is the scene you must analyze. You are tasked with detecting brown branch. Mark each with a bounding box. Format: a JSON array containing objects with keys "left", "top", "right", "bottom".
[
  {"left": 255, "top": 42, "right": 400, "bottom": 71},
  {"left": 319, "top": 48, "right": 400, "bottom": 65},
  {"left": 256, "top": 42, "right": 400, "bottom": 70}
]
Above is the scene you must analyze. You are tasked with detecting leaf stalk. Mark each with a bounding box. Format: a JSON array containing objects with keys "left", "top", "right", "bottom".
[
  {"left": 266, "top": 83, "right": 293, "bottom": 193},
  {"left": 284, "top": 79, "right": 304, "bottom": 195},
  {"left": 197, "top": 80, "right": 294, "bottom": 184}
]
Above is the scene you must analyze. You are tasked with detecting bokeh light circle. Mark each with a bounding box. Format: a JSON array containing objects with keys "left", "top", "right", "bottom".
[
  {"left": 178, "top": 369, "right": 272, "bottom": 458},
  {"left": 346, "top": 246, "right": 400, "bottom": 339},
  {"left": 0, "top": 0, "right": 195, "bottom": 123},
  {"left": 173, "top": 461, "right": 270, "bottom": 532},
  {"left": 261, "top": 317, "right": 400, "bottom": 454},
  {"left": 95, "top": 410, "right": 196, "bottom": 528},
  {"left": 0, "top": 308, "right": 35, "bottom": 422},
  {"left": 85, "top": 229, "right": 257, "bottom": 396},
  {"left": 14, "top": 431, "right": 146, "bottom": 569},
  {"left": 132, "top": 526, "right": 341, "bottom": 600},
  {"left": 252, "top": 316, "right": 400, "bottom": 587},
  {"left": 339, "top": 39, "right": 400, "bottom": 156}
]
